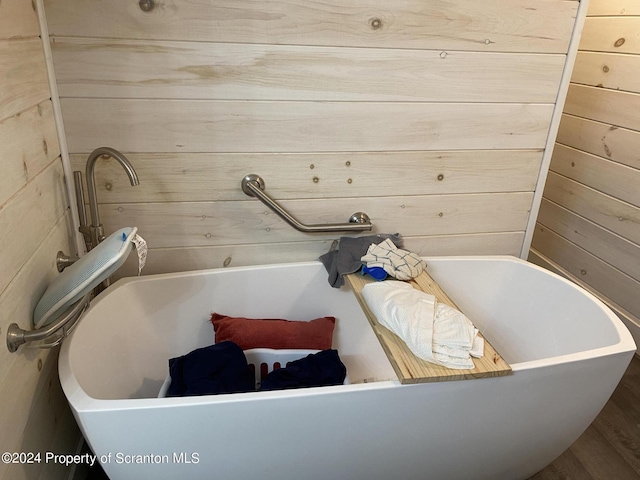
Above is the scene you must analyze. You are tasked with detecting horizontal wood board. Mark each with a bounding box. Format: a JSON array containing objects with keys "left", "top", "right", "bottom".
[
  {"left": 0, "top": 38, "right": 51, "bottom": 121},
  {"left": 51, "top": 37, "right": 566, "bottom": 103},
  {"left": 543, "top": 172, "right": 640, "bottom": 245},
  {"left": 44, "top": 0, "right": 578, "bottom": 53},
  {"left": 61, "top": 99, "right": 555, "bottom": 154},
  {"left": 572, "top": 51, "right": 640, "bottom": 94},
  {"left": 0, "top": 101, "right": 60, "bottom": 208},
  {"left": 550, "top": 144, "right": 640, "bottom": 207},
  {"left": 587, "top": 0, "right": 640, "bottom": 15},
  {"left": 0, "top": 0, "right": 39, "bottom": 40},
  {"left": 557, "top": 114, "right": 640, "bottom": 170},
  {"left": 346, "top": 271, "right": 511, "bottom": 383},
  {"left": 538, "top": 198, "right": 640, "bottom": 282},
  {"left": 98, "top": 192, "right": 532, "bottom": 248},
  {"left": 565, "top": 84, "right": 640, "bottom": 132},
  {"left": 70, "top": 150, "right": 543, "bottom": 203},
  {"left": 581, "top": 17, "right": 640, "bottom": 54}
]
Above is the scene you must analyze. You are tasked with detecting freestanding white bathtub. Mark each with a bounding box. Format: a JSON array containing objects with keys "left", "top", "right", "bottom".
[{"left": 59, "top": 256, "right": 635, "bottom": 480}]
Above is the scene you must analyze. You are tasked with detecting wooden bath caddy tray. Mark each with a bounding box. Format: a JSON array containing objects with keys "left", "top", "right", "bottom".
[{"left": 346, "top": 271, "right": 512, "bottom": 384}]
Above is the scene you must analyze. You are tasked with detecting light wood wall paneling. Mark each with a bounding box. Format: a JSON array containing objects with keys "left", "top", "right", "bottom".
[
  {"left": 550, "top": 144, "right": 640, "bottom": 207},
  {"left": 572, "top": 51, "right": 640, "bottom": 94},
  {"left": 116, "top": 231, "right": 525, "bottom": 278},
  {"left": 1, "top": 352, "right": 69, "bottom": 480},
  {"left": 537, "top": 198, "right": 640, "bottom": 282},
  {"left": 61, "top": 99, "right": 554, "bottom": 153},
  {"left": 0, "top": 217, "right": 74, "bottom": 479},
  {"left": 70, "top": 150, "right": 543, "bottom": 204},
  {"left": 0, "top": 38, "right": 51, "bottom": 122},
  {"left": 0, "top": 162, "right": 68, "bottom": 299},
  {"left": 0, "top": 0, "right": 39, "bottom": 39},
  {"left": 557, "top": 114, "right": 640, "bottom": 170},
  {"left": 588, "top": 0, "right": 640, "bottom": 16},
  {"left": 0, "top": 351, "right": 56, "bottom": 480},
  {"left": 117, "top": 240, "right": 335, "bottom": 278},
  {"left": 565, "top": 84, "right": 640, "bottom": 132},
  {"left": 543, "top": 172, "right": 640, "bottom": 245},
  {"left": 44, "top": 0, "right": 578, "bottom": 53},
  {"left": 0, "top": 3, "right": 80, "bottom": 479},
  {"left": 0, "top": 101, "right": 60, "bottom": 208},
  {"left": 581, "top": 17, "right": 640, "bottom": 54},
  {"left": 0, "top": 215, "right": 72, "bottom": 409},
  {"left": 531, "top": 224, "right": 640, "bottom": 316},
  {"left": 51, "top": 37, "right": 567, "bottom": 103},
  {"left": 99, "top": 192, "right": 532, "bottom": 249}
]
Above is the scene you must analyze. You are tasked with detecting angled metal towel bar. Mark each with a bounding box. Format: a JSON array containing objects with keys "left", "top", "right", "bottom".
[{"left": 241, "top": 174, "right": 373, "bottom": 233}]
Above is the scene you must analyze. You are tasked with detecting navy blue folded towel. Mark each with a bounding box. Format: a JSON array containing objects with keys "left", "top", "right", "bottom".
[
  {"left": 167, "top": 341, "right": 254, "bottom": 397},
  {"left": 259, "top": 349, "right": 347, "bottom": 391}
]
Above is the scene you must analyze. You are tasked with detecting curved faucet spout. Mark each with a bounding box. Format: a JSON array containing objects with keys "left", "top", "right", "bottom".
[{"left": 84, "top": 147, "right": 139, "bottom": 248}]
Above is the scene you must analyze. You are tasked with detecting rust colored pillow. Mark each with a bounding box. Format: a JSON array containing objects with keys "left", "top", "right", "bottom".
[{"left": 210, "top": 313, "right": 336, "bottom": 350}]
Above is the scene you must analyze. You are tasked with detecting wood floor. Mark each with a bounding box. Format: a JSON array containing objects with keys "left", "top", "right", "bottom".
[{"left": 530, "top": 355, "right": 640, "bottom": 479}]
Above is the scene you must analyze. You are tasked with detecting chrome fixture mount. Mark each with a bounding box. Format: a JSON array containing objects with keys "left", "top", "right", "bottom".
[
  {"left": 6, "top": 292, "right": 91, "bottom": 353},
  {"left": 56, "top": 251, "right": 79, "bottom": 272},
  {"left": 241, "top": 174, "right": 373, "bottom": 233},
  {"left": 79, "top": 147, "right": 139, "bottom": 251}
]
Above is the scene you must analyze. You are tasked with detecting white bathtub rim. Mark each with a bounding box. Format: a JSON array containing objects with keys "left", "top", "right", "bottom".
[
  {"left": 60, "top": 350, "right": 636, "bottom": 417},
  {"left": 59, "top": 256, "right": 636, "bottom": 412}
]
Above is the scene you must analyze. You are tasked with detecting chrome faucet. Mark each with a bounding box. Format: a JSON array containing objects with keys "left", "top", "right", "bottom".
[{"left": 78, "top": 147, "right": 139, "bottom": 250}]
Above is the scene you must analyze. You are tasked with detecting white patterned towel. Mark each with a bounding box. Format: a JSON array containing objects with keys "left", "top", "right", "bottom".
[{"left": 361, "top": 238, "right": 426, "bottom": 281}]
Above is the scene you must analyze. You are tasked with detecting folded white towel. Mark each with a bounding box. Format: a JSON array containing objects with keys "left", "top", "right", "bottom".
[
  {"left": 361, "top": 239, "right": 426, "bottom": 281},
  {"left": 361, "top": 281, "right": 482, "bottom": 369}
]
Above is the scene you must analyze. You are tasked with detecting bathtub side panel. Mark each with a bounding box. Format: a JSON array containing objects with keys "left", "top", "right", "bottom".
[{"left": 76, "top": 351, "right": 632, "bottom": 480}]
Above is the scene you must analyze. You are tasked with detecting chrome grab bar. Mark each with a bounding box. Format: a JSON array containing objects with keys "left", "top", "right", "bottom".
[
  {"left": 6, "top": 292, "right": 91, "bottom": 352},
  {"left": 241, "top": 174, "right": 373, "bottom": 233}
]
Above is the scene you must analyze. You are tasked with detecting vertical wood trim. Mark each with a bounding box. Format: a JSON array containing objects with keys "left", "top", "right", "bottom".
[
  {"left": 520, "top": 0, "right": 590, "bottom": 258},
  {"left": 36, "top": 0, "right": 84, "bottom": 257}
]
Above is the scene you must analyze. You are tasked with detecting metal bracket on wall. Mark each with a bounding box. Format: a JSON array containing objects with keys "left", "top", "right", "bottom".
[{"left": 241, "top": 174, "right": 373, "bottom": 233}]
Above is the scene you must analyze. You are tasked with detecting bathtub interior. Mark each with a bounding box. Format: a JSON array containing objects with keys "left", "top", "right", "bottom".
[
  {"left": 64, "top": 257, "right": 628, "bottom": 401},
  {"left": 426, "top": 257, "right": 624, "bottom": 364},
  {"left": 66, "top": 261, "right": 398, "bottom": 400}
]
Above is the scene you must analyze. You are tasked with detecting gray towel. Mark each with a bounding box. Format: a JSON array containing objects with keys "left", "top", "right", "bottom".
[{"left": 319, "top": 233, "right": 403, "bottom": 288}]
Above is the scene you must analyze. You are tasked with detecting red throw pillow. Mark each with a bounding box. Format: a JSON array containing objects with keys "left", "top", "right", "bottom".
[{"left": 210, "top": 313, "right": 335, "bottom": 350}]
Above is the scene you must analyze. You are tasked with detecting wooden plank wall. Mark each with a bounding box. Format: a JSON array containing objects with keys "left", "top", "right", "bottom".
[
  {"left": 0, "top": 1, "right": 80, "bottom": 479},
  {"left": 43, "top": 0, "right": 579, "bottom": 277},
  {"left": 530, "top": 0, "right": 640, "bottom": 345}
]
